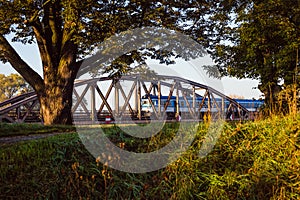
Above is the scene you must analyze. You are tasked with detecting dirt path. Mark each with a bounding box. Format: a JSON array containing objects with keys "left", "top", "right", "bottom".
[{"left": 0, "top": 132, "right": 70, "bottom": 145}]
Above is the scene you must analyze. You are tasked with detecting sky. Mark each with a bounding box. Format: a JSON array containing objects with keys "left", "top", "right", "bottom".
[{"left": 0, "top": 38, "right": 263, "bottom": 99}]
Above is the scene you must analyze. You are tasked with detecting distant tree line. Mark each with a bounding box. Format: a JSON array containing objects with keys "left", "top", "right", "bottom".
[{"left": 0, "top": 73, "right": 33, "bottom": 102}]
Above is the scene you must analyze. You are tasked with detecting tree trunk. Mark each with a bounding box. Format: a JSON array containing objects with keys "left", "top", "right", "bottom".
[
  {"left": 258, "top": 81, "right": 281, "bottom": 114},
  {"left": 39, "top": 86, "right": 73, "bottom": 125},
  {"left": 38, "top": 63, "right": 77, "bottom": 125}
]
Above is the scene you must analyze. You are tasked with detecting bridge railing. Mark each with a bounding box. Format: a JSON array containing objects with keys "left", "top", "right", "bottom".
[{"left": 0, "top": 93, "right": 39, "bottom": 123}]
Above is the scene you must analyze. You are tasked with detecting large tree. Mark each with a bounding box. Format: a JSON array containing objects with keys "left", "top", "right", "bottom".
[
  {"left": 0, "top": 0, "right": 212, "bottom": 125},
  {"left": 208, "top": 0, "right": 300, "bottom": 109}
]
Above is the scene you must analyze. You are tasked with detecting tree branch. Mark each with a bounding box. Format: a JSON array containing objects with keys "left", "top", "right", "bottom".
[
  {"left": 0, "top": 35, "right": 44, "bottom": 93},
  {"left": 32, "top": 25, "right": 52, "bottom": 68}
]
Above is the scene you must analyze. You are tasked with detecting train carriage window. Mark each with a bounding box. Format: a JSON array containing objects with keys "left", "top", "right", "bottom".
[
  {"left": 170, "top": 100, "right": 175, "bottom": 107},
  {"left": 180, "top": 101, "right": 184, "bottom": 107}
]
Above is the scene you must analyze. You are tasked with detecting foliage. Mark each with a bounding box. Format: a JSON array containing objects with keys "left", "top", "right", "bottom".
[
  {"left": 0, "top": 73, "right": 32, "bottom": 102},
  {"left": 208, "top": 0, "right": 300, "bottom": 107},
  {"left": 1, "top": 116, "right": 300, "bottom": 199},
  {"left": 0, "top": 0, "right": 212, "bottom": 125}
]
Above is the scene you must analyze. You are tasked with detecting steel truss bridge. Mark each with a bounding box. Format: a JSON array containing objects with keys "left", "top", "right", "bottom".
[{"left": 0, "top": 75, "right": 252, "bottom": 124}]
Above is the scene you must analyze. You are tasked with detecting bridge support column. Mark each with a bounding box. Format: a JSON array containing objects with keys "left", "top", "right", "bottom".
[
  {"left": 222, "top": 97, "right": 225, "bottom": 119},
  {"left": 207, "top": 91, "right": 211, "bottom": 121},
  {"left": 137, "top": 80, "right": 141, "bottom": 120},
  {"left": 176, "top": 85, "right": 179, "bottom": 116},
  {"left": 90, "top": 84, "right": 96, "bottom": 123},
  {"left": 158, "top": 81, "right": 161, "bottom": 118},
  {"left": 115, "top": 81, "right": 119, "bottom": 117},
  {"left": 207, "top": 92, "right": 211, "bottom": 112},
  {"left": 193, "top": 86, "right": 196, "bottom": 113}
]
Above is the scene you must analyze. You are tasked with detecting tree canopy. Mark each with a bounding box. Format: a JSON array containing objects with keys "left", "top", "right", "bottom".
[
  {"left": 0, "top": 0, "right": 213, "bottom": 124},
  {"left": 208, "top": 0, "right": 300, "bottom": 108}
]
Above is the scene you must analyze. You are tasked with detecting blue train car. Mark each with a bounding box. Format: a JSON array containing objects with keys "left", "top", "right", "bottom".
[
  {"left": 234, "top": 99, "right": 264, "bottom": 112},
  {"left": 141, "top": 95, "right": 176, "bottom": 118},
  {"left": 141, "top": 94, "right": 264, "bottom": 120}
]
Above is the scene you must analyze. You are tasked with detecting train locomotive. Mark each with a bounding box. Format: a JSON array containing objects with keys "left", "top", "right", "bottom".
[{"left": 141, "top": 94, "right": 264, "bottom": 120}]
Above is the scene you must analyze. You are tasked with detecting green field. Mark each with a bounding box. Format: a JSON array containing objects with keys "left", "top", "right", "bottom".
[{"left": 1, "top": 115, "right": 300, "bottom": 199}]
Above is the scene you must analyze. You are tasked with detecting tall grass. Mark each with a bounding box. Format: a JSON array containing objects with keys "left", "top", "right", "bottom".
[
  {"left": 1, "top": 115, "right": 300, "bottom": 199},
  {"left": 264, "top": 83, "right": 299, "bottom": 117}
]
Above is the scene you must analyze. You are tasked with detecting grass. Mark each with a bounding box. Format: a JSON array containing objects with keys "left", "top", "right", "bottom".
[
  {"left": 0, "top": 123, "right": 76, "bottom": 137},
  {"left": 1, "top": 115, "right": 300, "bottom": 199}
]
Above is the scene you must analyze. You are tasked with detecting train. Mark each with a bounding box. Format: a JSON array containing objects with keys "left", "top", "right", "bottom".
[{"left": 141, "top": 94, "right": 264, "bottom": 120}]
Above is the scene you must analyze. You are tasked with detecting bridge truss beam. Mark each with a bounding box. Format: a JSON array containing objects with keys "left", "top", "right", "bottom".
[{"left": 0, "top": 75, "right": 250, "bottom": 123}]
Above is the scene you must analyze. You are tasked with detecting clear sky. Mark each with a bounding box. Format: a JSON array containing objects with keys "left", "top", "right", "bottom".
[{"left": 0, "top": 37, "right": 263, "bottom": 99}]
